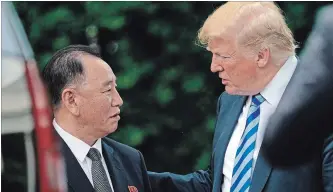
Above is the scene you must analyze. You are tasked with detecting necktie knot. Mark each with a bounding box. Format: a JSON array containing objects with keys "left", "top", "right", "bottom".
[
  {"left": 87, "top": 148, "right": 101, "bottom": 161},
  {"left": 251, "top": 94, "right": 265, "bottom": 107}
]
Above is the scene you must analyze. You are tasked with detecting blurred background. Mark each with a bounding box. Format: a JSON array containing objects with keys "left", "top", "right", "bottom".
[{"left": 2, "top": 1, "right": 333, "bottom": 191}]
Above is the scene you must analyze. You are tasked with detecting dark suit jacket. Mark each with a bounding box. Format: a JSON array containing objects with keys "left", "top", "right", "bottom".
[
  {"left": 262, "top": 5, "right": 333, "bottom": 167},
  {"left": 58, "top": 134, "right": 152, "bottom": 192},
  {"left": 149, "top": 92, "right": 333, "bottom": 192}
]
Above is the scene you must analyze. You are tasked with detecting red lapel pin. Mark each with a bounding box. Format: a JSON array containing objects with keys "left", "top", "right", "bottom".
[{"left": 128, "top": 186, "right": 138, "bottom": 192}]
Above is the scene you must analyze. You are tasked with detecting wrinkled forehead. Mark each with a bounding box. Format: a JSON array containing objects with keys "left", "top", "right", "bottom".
[{"left": 206, "top": 36, "right": 237, "bottom": 53}]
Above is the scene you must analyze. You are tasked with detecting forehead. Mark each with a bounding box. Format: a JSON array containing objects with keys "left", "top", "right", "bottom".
[
  {"left": 207, "top": 36, "right": 236, "bottom": 53},
  {"left": 81, "top": 54, "right": 115, "bottom": 83}
]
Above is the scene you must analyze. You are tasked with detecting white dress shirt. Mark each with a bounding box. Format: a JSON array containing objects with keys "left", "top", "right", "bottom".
[
  {"left": 53, "top": 119, "right": 114, "bottom": 191},
  {"left": 221, "top": 56, "right": 298, "bottom": 192}
]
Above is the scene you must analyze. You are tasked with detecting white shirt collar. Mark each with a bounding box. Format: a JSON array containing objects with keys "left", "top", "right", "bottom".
[
  {"left": 260, "top": 55, "right": 298, "bottom": 106},
  {"left": 53, "top": 119, "right": 103, "bottom": 162}
]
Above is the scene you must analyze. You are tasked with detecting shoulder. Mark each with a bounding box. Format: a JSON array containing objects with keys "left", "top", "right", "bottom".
[
  {"left": 314, "top": 5, "right": 333, "bottom": 40},
  {"left": 316, "top": 5, "right": 333, "bottom": 27},
  {"left": 102, "top": 137, "right": 141, "bottom": 160}
]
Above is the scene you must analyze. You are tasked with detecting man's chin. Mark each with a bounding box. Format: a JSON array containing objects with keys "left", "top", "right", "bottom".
[
  {"left": 225, "top": 86, "right": 253, "bottom": 96},
  {"left": 101, "top": 124, "right": 118, "bottom": 137},
  {"left": 225, "top": 86, "right": 238, "bottom": 95},
  {"left": 108, "top": 124, "right": 118, "bottom": 134}
]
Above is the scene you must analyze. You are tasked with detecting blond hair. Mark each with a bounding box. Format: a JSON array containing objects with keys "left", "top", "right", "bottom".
[{"left": 197, "top": 2, "right": 298, "bottom": 63}]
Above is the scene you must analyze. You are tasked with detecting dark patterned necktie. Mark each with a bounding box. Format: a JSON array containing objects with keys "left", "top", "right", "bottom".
[{"left": 87, "top": 148, "right": 113, "bottom": 192}]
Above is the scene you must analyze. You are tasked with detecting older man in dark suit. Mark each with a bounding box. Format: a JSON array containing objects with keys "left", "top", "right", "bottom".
[
  {"left": 42, "top": 45, "right": 152, "bottom": 192},
  {"left": 148, "top": 2, "right": 333, "bottom": 192}
]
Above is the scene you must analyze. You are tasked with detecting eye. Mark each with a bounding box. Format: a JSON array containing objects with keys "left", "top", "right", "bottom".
[
  {"left": 216, "top": 53, "right": 230, "bottom": 59},
  {"left": 103, "top": 89, "right": 112, "bottom": 93}
]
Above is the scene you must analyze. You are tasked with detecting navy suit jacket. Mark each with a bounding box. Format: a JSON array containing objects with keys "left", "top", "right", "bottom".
[
  {"left": 262, "top": 5, "right": 333, "bottom": 167},
  {"left": 149, "top": 92, "right": 333, "bottom": 192},
  {"left": 58, "top": 135, "right": 152, "bottom": 192}
]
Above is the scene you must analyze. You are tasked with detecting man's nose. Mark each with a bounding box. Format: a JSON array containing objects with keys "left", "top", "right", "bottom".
[
  {"left": 112, "top": 89, "right": 123, "bottom": 107},
  {"left": 210, "top": 60, "right": 223, "bottom": 73}
]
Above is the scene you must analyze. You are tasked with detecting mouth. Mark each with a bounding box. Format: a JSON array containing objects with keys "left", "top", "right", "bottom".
[
  {"left": 221, "top": 79, "right": 228, "bottom": 85},
  {"left": 110, "top": 111, "right": 120, "bottom": 119}
]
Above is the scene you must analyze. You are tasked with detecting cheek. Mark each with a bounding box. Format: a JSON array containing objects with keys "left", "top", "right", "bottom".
[
  {"left": 86, "top": 98, "right": 101, "bottom": 118},
  {"left": 224, "top": 61, "right": 238, "bottom": 79},
  {"left": 80, "top": 94, "right": 113, "bottom": 120},
  {"left": 227, "top": 61, "right": 254, "bottom": 85},
  {"left": 99, "top": 96, "right": 113, "bottom": 114},
  {"left": 86, "top": 97, "right": 110, "bottom": 117}
]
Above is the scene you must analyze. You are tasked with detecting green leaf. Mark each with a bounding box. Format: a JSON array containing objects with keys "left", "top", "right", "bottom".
[
  {"left": 39, "top": 53, "right": 53, "bottom": 70},
  {"left": 154, "top": 85, "right": 175, "bottom": 105},
  {"left": 285, "top": 3, "right": 307, "bottom": 31},
  {"left": 140, "top": 62, "right": 154, "bottom": 74},
  {"left": 206, "top": 116, "right": 216, "bottom": 132},
  {"left": 52, "top": 36, "right": 70, "bottom": 50},
  {"left": 106, "top": 2, "right": 147, "bottom": 12},
  {"left": 117, "top": 70, "right": 139, "bottom": 89},
  {"left": 161, "top": 25, "right": 172, "bottom": 38},
  {"left": 84, "top": 2, "right": 105, "bottom": 16},
  {"left": 182, "top": 75, "right": 205, "bottom": 93},
  {"left": 99, "top": 16, "right": 125, "bottom": 30},
  {"left": 112, "top": 125, "right": 146, "bottom": 147},
  {"left": 148, "top": 21, "right": 161, "bottom": 36},
  {"left": 86, "top": 25, "right": 98, "bottom": 38},
  {"left": 194, "top": 150, "right": 211, "bottom": 170},
  {"left": 127, "top": 126, "right": 145, "bottom": 146},
  {"left": 117, "top": 62, "right": 154, "bottom": 89},
  {"left": 162, "top": 67, "right": 182, "bottom": 82},
  {"left": 118, "top": 39, "right": 129, "bottom": 51},
  {"left": 171, "top": 2, "right": 192, "bottom": 13},
  {"left": 41, "top": 7, "right": 74, "bottom": 30},
  {"left": 29, "top": 22, "right": 41, "bottom": 43},
  {"left": 144, "top": 3, "right": 159, "bottom": 14},
  {"left": 148, "top": 21, "right": 172, "bottom": 37},
  {"left": 145, "top": 123, "right": 160, "bottom": 136},
  {"left": 167, "top": 43, "right": 180, "bottom": 53}
]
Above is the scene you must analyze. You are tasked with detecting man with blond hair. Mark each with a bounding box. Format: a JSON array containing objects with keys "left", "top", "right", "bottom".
[{"left": 149, "top": 2, "right": 333, "bottom": 192}]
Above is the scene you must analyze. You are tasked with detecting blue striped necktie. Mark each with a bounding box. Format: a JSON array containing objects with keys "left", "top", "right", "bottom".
[{"left": 230, "top": 94, "right": 265, "bottom": 192}]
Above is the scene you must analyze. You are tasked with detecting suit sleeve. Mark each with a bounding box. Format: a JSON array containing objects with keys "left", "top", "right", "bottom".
[
  {"left": 148, "top": 169, "right": 211, "bottom": 192},
  {"left": 148, "top": 93, "right": 224, "bottom": 192},
  {"left": 138, "top": 151, "right": 153, "bottom": 192},
  {"left": 323, "top": 134, "right": 333, "bottom": 192}
]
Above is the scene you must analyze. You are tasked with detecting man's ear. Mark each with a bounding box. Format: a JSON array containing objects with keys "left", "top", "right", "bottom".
[
  {"left": 61, "top": 88, "right": 80, "bottom": 116},
  {"left": 256, "top": 47, "right": 270, "bottom": 68}
]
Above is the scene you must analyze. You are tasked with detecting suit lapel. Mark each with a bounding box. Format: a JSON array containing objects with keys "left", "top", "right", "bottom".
[
  {"left": 250, "top": 151, "right": 272, "bottom": 192},
  {"left": 57, "top": 135, "right": 95, "bottom": 192},
  {"left": 212, "top": 95, "right": 247, "bottom": 192},
  {"left": 250, "top": 58, "right": 300, "bottom": 191},
  {"left": 102, "top": 140, "right": 128, "bottom": 192},
  {"left": 212, "top": 94, "right": 273, "bottom": 192}
]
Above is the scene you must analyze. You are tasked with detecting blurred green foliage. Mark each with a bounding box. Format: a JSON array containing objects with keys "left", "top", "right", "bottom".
[{"left": 15, "top": 1, "right": 331, "bottom": 173}]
